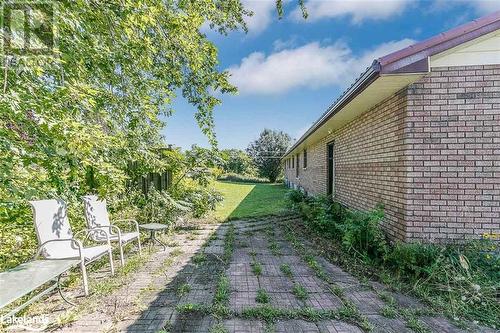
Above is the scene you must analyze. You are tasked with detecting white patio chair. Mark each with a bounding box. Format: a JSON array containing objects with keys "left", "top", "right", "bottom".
[
  {"left": 29, "top": 199, "right": 115, "bottom": 296},
  {"left": 82, "top": 195, "right": 141, "bottom": 266}
]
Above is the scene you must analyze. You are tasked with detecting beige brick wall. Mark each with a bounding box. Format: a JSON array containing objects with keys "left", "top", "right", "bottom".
[
  {"left": 284, "top": 64, "right": 500, "bottom": 242},
  {"left": 403, "top": 65, "right": 500, "bottom": 242},
  {"left": 285, "top": 90, "right": 408, "bottom": 240}
]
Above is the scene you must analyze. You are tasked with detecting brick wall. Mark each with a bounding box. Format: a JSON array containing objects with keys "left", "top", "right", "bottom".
[
  {"left": 403, "top": 65, "right": 500, "bottom": 242},
  {"left": 285, "top": 90, "right": 408, "bottom": 240},
  {"left": 284, "top": 64, "right": 500, "bottom": 242}
]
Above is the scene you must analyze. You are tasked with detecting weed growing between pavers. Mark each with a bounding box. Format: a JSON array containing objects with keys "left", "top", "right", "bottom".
[
  {"left": 193, "top": 253, "right": 207, "bottom": 264},
  {"left": 212, "top": 274, "right": 231, "bottom": 318},
  {"left": 223, "top": 223, "right": 235, "bottom": 264},
  {"left": 400, "top": 308, "right": 432, "bottom": 333},
  {"left": 268, "top": 239, "right": 282, "bottom": 256},
  {"left": 154, "top": 248, "right": 184, "bottom": 276},
  {"left": 209, "top": 322, "right": 229, "bottom": 333},
  {"left": 282, "top": 225, "right": 372, "bottom": 331},
  {"left": 251, "top": 261, "right": 263, "bottom": 276},
  {"left": 176, "top": 303, "right": 212, "bottom": 315},
  {"left": 44, "top": 251, "right": 151, "bottom": 329},
  {"left": 292, "top": 283, "right": 308, "bottom": 301},
  {"left": 256, "top": 289, "right": 270, "bottom": 304},
  {"left": 381, "top": 305, "right": 398, "bottom": 319},
  {"left": 177, "top": 283, "right": 192, "bottom": 297},
  {"left": 374, "top": 279, "right": 438, "bottom": 330},
  {"left": 279, "top": 263, "right": 293, "bottom": 278},
  {"left": 240, "top": 305, "right": 347, "bottom": 323},
  {"left": 211, "top": 222, "right": 234, "bottom": 324}
]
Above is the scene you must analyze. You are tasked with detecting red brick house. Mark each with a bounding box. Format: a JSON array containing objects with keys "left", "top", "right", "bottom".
[{"left": 283, "top": 12, "right": 500, "bottom": 242}]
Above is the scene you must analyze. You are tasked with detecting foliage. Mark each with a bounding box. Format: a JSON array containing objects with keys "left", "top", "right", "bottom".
[
  {"left": 286, "top": 190, "right": 500, "bottom": 328},
  {"left": 179, "top": 181, "right": 224, "bottom": 218},
  {"left": 255, "top": 289, "right": 270, "bottom": 303},
  {"left": 220, "top": 149, "right": 255, "bottom": 175},
  {"left": 138, "top": 186, "right": 191, "bottom": 227},
  {"left": 246, "top": 129, "right": 291, "bottom": 182},
  {"left": 217, "top": 173, "right": 268, "bottom": 183},
  {"left": 0, "top": 1, "right": 249, "bottom": 270},
  {"left": 292, "top": 284, "right": 308, "bottom": 300}
]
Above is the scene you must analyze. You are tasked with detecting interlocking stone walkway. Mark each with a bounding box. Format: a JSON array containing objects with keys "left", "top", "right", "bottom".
[{"left": 53, "top": 216, "right": 494, "bottom": 333}]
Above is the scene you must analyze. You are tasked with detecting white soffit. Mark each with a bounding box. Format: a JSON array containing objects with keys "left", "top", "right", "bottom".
[
  {"left": 431, "top": 30, "right": 500, "bottom": 68},
  {"left": 289, "top": 74, "right": 424, "bottom": 155}
]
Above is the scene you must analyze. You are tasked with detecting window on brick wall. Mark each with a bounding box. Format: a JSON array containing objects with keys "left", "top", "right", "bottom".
[
  {"left": 303, "top": 149, "right": 307, "bottom": 169},
  {"left": 292, "top": 156, "right": 294, "bottom": 168},
  {"left": 327, "top": 142, "right": 335, "bottom": 196},
  {"left": 296, "top": 154, "right": 299, "bottom": 178}
]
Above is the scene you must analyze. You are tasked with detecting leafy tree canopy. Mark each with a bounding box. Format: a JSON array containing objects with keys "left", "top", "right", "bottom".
[
  {"left": 220, "top": 149, "right": 254, "bottom": 175},
  {"left": 247, "top": 129, "right": 291, "bottom": 182}
]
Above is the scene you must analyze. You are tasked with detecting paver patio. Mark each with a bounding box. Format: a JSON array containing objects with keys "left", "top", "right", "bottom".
[{"left": 51, "top": 216, "right": 494, "bottom": 333}]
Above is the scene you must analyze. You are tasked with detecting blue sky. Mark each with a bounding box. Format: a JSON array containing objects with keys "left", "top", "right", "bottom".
[{"left": 163, "top": 0, "right": 500, "bottom": 150}]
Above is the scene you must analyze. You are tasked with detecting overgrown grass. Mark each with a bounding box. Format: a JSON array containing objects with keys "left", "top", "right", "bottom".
[
  {"left": 292, "top": 284, "right": 308, "bottom": 301},
  {"left": 212, "top": 181, "right": 289, "bottom": 220},
  {"left": 286, "top": 189, "right": 500, "bottom": 329},
  {"left": 279, "top": 264, "right": 293, "bottom": 278},
  {"left": 251, "top": 261, "right": 263, "bottom": 276},
  {"left": 218, "top": 173, "right": 269, "bottom": 183},
  {"left": 256, "top": 289, "right": 270, "bottom": 304},
  {"left": 176, "top": 283, "right": 191, "bottom": 297}
]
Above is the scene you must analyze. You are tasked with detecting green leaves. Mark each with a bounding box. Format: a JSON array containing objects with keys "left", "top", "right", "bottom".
[
  {"left": 0, "top": 0, "right": 248, "bottom": 270},
  {"left": 247, "top": 129, "right": 291, "bottom": 183}
]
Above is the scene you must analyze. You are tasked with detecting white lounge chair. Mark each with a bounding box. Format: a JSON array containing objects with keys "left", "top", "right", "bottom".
[
  {"left": 30, "top": 199, "right": 115, "bottom": 296},
  {"left": 82, "top": 195, "right": 141, "bottom": 266}
]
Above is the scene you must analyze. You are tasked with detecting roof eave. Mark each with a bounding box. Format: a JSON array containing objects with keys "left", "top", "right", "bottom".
[{"left": 283, "top": 62, "right": 381, "bottom": 158}]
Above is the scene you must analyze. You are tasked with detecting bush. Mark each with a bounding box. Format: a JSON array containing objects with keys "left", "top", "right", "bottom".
[
  {"left": 285, "top": 189, "right": 307, "bottom": 208},
  {"left": 218, "top": 173, "right": 269, "bottom": 183},
  {"left": 385, "top": 242, "right": 442, "bottom": 279},
  {"left": 138, "top": 186, "right": 191, "bottom": 227},
  {"left": 339, "top": 206, "right": 388, "bottom": 262},
  {"left": 180, "top": 186, "right": 224, "bottom": 218},
  {"left": 285, "top": 191, "right": 500, "bottom": 328}
]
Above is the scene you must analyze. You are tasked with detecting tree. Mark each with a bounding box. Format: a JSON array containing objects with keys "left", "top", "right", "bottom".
[
  {"left": 0, "top": 1, "right": 249, "bottom": 270},
  {"left": 0, "top": 0, "right": 307, "bottom": 269},
  {"left": 221, "top": 149, "right": 254, "bottom": 175},
  {"left": 247, "top": 129, "right": 291, "bottom": 182}
]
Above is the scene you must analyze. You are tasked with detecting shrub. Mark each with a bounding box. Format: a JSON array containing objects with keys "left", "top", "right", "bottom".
[
  {"left": 138, "top": 186, "right": 191, "bottom": 227},
  {"left": 182, "top": 187, "right": 223, "bottom": 218},
  {"left": 385, "top": 242, "right": 442, "bottom": 279},
  {"left": 338, "top": 205, "right": 388, "bottom": 261},
  {"left": 284, "top": 191, "right": 500, "bottom": 328},
  {"left": 285, "top": 189, "right": 307, "bottom": 208},
  {"left": 218, "top": 173, "right": 268, "bottom": 183}
]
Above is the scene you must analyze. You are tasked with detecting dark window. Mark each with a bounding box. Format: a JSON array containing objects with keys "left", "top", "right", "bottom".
[
  {"left": 292, "top": 156, "right": 294, "bottom": 168},
  {"left": 296, "top": 154, "right": 299, "bottom": 178},
  {"left": 303, "top": 149, "right": 307, "bottom": 169},
  {"left": 327, "top": 142, "right": 334, "bottom": 196}
]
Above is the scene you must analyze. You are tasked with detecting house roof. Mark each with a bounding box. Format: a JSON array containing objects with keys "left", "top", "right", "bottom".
[{"left": 283, "top": 10, "right": 500, "bottom": 158}]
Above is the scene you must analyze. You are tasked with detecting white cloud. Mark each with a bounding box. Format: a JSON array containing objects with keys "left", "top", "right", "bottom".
[
  {"left": 292, "top": 0, "right": 411, "bottom": 23},
  {"left": 272, "top": 35, "right": 299, "bottom": 51},
  {"left": 242, "top": 0, "right": 277, "bottom": 34},
  {"left": 428, "top": 0, "right": 500, "bottom": 16},
  {"left": 467, "top": 0, "right": 500, "bottom": 14},
  {"left": 227, "top": 38, "right": 415, "bottom": 95}
]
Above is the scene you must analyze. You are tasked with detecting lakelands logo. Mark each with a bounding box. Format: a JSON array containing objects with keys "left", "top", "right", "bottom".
[
  {"left": 1, "top": 0, "right": 56, "bottom": 55},
  {"left": 1, "top": 315, "right": 49, "bottom": 332}
]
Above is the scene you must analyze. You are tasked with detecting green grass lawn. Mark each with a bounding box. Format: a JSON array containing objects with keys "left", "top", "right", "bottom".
[{"left": 212, "top": 181, "right": 289, "bottom": 220}]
